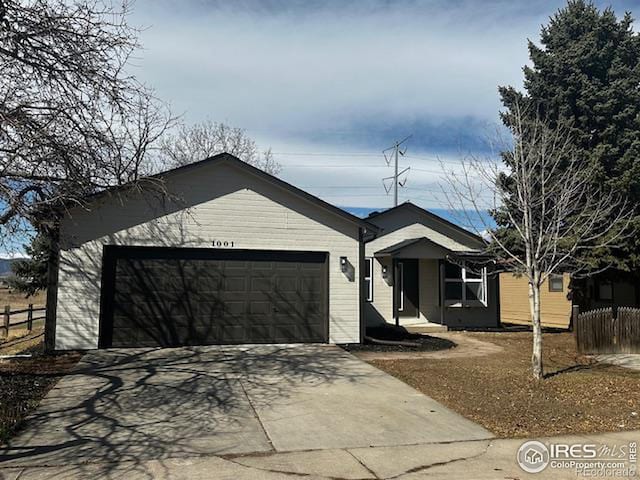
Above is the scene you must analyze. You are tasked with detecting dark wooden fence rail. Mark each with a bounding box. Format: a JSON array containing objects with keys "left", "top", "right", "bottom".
[
  {"left": 1, "top": 304, "right": 46, "bottom": 338},
  {"left": 576, "top": 306, "right": 640, "bottom": 354}
]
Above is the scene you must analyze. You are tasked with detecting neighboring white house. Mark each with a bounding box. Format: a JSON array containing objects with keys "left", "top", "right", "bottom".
[
  {"left": 363, "top": 203, "right": 499, "bottom": 329},
  {"left": 51, "top": 153, "right": 376, "bottom": 350}
]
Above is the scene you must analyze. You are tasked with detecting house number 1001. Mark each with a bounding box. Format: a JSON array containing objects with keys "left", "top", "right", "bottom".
[{"left": 212, "top": 240, "right": 235, "bottom": 248}]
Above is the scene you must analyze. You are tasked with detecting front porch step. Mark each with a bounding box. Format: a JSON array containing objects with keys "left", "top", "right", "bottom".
[{"left": 405, "top": 324, "right": 448, "bottom": 334}]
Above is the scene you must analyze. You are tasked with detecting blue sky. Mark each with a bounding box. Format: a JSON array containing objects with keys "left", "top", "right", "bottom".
[
  {"left": 2, "top": 0, "right": 638, "bottom": 256},
  {"left": 127, "top": 0, "right": 638, "bottom": 212}
]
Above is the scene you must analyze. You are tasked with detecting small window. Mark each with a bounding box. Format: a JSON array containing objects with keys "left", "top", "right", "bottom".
[
  {"left": 596, "top": 280, "right": 613, "bottom": 301},
  {"left": 364, "top": 257, "right": 373, "bottom": 302},
  {"left": 443, "top": 260, "right": 487, "bottom": 306},
  {"left": 548, "top": 274, "right": 563, "bottom": 292}
]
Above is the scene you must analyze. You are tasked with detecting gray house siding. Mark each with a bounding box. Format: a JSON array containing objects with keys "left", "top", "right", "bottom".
[
  {"left": 364, "top": 205, "right": 499, "bottom": 329},
  {"left": 55, "top": 159, "right": 362, "bottom": 349}
]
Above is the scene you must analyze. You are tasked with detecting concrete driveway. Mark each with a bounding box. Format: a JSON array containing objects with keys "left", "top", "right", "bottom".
[{"left": 0, "top": 345, "right": 491, "bottom": 471}]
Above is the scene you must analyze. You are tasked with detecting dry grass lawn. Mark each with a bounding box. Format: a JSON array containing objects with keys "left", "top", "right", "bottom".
[
  {"left": 0, "top": 329, "right": 81, "bottom": 443},
  {"left": 369, "top": 332, "right": 640, "bottom": 438},
  {"left": 0, "top": 288, "right": 46, "bottom": 309}
]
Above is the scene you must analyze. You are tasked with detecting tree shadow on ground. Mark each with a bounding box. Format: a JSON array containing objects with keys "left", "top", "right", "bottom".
[{"left": 0, "top": 345, "right": 368, "bottom": 479}]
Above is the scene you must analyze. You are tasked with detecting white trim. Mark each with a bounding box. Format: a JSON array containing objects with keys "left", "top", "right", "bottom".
[
  {"left": 444, "top": 261, "right": 487, "bottom": 307},
  {"left": 398, "top": 262, "right": 404, "bottom": 312},
  {"left": 364, "top": 257, "right": 373, "bottom": 302}
]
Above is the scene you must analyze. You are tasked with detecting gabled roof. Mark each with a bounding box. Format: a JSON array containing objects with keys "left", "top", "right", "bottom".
[
  {"left": 366, "top": 201, "right": 483, "bottom": 244},
  {"left": 77, "top": 153, "right": 379, "bottom": 232},
  {"left": 374, "top": 237, "right": 446, "bottom": 256},
  {"left": 375, "top": 236, "right": 488, "bottom": 260},
  {"left": 374, "top": 236, "right": 475, "bottom": 256}
]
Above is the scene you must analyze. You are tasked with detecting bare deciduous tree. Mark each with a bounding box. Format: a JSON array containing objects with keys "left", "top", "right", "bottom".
[
  {"left": 160, "top": 120, "right": 282, "bottom": 175},
  {"left": 0, "top": 0, "right": 175, "bottom": 350},
  {"left": 0, "top": 0, "right": 173, "bottom": 240},
  {"left": 442, "top": 106, "right": 632, "bottom": 380}
]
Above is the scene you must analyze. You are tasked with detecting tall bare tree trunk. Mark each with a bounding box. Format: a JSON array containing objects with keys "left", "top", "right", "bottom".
[{"left": 528, "top": 278, "right": 543, "bottom": 380}]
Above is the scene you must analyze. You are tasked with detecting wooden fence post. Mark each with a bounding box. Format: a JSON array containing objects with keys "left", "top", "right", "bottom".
[
  {"left": 570, "top": 305, "right": 580, "bottom": 332},
  {"left": 27, "top": 303, "right": 33, "bottom": 332},
  {"left": 3, "top": 305, "right": 9, "bottom": 338}
]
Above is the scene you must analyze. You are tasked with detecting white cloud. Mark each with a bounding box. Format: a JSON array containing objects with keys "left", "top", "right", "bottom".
[
  {"left": 124, "top": 0, "right": 636, "bottom": 209},
  {"left": 130, "top": 0, "right": 543, "bottom": 140}
]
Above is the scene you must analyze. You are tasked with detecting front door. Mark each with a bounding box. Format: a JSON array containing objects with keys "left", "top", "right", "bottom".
[{"left": 396, "top": 259, "right": 419, "bottom": 318}]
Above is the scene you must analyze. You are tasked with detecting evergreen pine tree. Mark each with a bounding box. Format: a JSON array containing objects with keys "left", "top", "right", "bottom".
[
  {"left": 497, "top": 0, "right": 640, "bottom": 270},
  {"left": 8, "top": 233, "right": 50, "bottom": 296}
]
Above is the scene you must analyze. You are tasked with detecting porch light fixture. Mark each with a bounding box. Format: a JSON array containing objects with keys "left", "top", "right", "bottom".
[
  {"left": 340, "top": 256, "right": 348, "bottom": 273},
  {"left": 381, "top": 265, "right": 388, "bottom": 278}
]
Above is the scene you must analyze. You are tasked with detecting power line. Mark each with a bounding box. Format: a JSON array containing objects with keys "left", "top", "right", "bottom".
[
  {"left": 272, "top": 151, "right": 465, "bottom": 166},
  {"left": 410, "top": 167, "right": 448, "bottom": 174},
  {"left": 403, "top": 155, "right": 465, "bottom": 166},
  {"left": 283, "top": 164, "right": 390, "bottom": 168},
  {"left": 272, "top": 151, "right": 380, "bottom": 157},
  {"left": 300, "top": 185, "right": 387, "bottom": 189},
  {"left": 280, "top": 164, "right": 446, "bottom": 174},
  {"left": 299, "top": 184, "right": 445, "bottom": 189}
]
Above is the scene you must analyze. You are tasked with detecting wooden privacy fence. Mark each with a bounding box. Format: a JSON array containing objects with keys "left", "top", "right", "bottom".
[
  {"left": 1, "top": 304, "right": 46, "bottom": 338},
  {"left": 576, "top": 307, "right": 640, "bottom": 354}
]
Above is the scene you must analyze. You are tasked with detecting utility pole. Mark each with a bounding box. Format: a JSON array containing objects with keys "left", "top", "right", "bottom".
[
  {"left": 383, "top": 135, "right": 412, "bottom": 207},
  {"left": 393, "top": 141, "right": 399, "bottom": 206}
]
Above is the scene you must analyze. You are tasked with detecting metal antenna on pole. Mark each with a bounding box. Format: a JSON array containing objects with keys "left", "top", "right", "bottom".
[{"left": 382, "top": 135, "right": 412, "bottom": 207}]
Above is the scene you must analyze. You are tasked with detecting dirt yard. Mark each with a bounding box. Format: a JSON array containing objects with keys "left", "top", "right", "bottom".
[
  {"left": 0, "top": 329, "right": 81, "bottom": 443},
  {"left": 369, "top": 332, "right": 640, "bottom": 438}
]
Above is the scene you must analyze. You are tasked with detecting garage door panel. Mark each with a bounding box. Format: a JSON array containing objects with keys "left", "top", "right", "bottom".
[
  {"left": 247, "top": 325, "right": 274, "bottom": 342},
  {"left": 101, "top": 248, "right": 328, "bottom": 347},
  {"left": 220, "top": 301, "right": 244, "bottom": 316},
  {"left": 276, "top": 276, "right": 299, "bottom": 292},
  {"left": 224, "top": 276, "right": 247, "bottom": 292},
  {"left": 250, "top": 277, "right": 272, "bottom": 292}
]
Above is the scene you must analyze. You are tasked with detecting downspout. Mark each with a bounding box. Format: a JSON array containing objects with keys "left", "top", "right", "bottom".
[
  {"left": 439, "top": 260, "right": 445, "bottom": 326},
  {"left": 358, "top": 227, "right": 365, "bottom": 344},
  {"left": 394, "top": 258, "right": 399, "bottom": 326}
]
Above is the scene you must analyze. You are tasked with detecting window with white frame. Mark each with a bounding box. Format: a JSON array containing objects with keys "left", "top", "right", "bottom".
[
  {"left": 364, "top": 257, "right": 373, "bottom": 302},
  {"left": 443, "top": 261, "right": 487, "bottom": 306}
]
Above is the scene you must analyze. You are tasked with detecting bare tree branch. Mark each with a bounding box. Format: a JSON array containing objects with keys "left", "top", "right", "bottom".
[
  {"left": 441, "top": 104, "right": 634, "bottom": 379},
  {"left": 0, "top": 0, "right": 175, "bottom": 233},
  {"left": 159, "top": 119, "right": 282, "bottom": 176}
]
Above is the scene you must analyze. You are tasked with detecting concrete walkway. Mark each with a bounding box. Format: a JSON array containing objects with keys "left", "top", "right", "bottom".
[
  {"left": 596, "top": 353, "right": 640, "bottom": 371},
  {"left": 353, "top": 332, "right": 503, "bottom": 361},
  {"left": 2, "top": 430, "right": 638, "bottom": 479},
  {"left": 0, "top": 345, "right": 490, "bottom": 469}
]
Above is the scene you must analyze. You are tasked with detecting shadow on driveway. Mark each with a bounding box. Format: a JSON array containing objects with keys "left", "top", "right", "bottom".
[{"left": 0, "top": 345, "right": 492, "bottom": 479}]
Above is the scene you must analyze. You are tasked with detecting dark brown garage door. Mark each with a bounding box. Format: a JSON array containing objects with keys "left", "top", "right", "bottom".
[{"left": 99, "top": 247, "right": 329, "bottom": 348}]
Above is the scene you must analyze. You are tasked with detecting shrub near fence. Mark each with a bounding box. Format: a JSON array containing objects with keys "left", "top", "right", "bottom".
[{"left": 576, "top": 306, "right": 640, "bottom": 354}]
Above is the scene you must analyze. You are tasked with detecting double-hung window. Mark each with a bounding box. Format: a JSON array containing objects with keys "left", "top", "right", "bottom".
[
  {"left": 444, "top": 261, "right": 487, "bottom": 306},
  {"left": 364, "top": 257, "right": 373, "bottom": 302}
]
